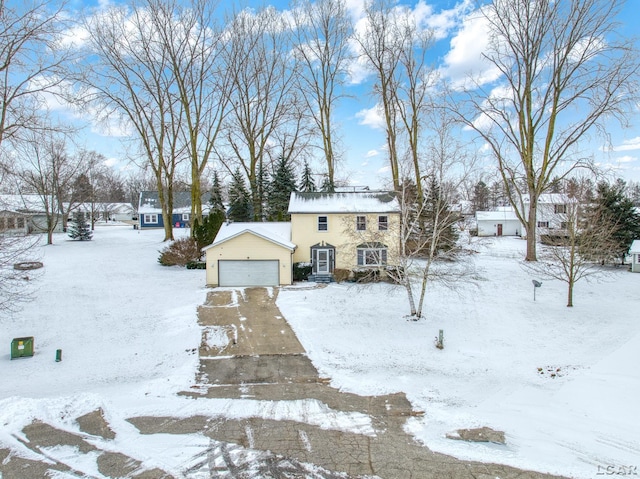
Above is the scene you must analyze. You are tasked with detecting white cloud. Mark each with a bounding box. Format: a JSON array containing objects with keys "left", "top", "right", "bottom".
[
  {"left": 365, "top": 149, "right": 379, "bottom": 158},
  {"left": 103, "top": 157, "right": 119, "bottom": 168},
  {"left": 416, "top": 0, "right": 473, "bottom": 41},
  {"left": 355, "top": 105, "right": 384, "bottom": 130},
  {"left": 616, "top": 155, "right": 638, "bottom": 164},
  {"left": 440, "top": 7, "right": 501, "bottom": 89},
  {"left": 612, "top": 137, "right": 640, "bottom": 152}
]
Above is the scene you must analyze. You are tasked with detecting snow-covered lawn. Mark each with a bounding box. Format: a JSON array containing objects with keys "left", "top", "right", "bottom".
[
  {"left": 1, "top": 224, "right": 638, "bottom": 478},
  {"left": 278, "top": 237, "right": 640, "bottom": 478}
]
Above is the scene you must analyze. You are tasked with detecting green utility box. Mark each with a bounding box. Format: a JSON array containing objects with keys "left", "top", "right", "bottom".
[{"left": 11, "top": 336, "right": 34, "bottom": 359}]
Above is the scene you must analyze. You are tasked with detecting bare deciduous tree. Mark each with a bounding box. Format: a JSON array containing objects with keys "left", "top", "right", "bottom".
[
  {"left": 456, "top": 0, "right": 639, "bottom": 262},
  {"left": 16, "top": 132, "right": 84, "bottom": 244},
  {"left": 525, "top": 180, "right": 615, "bottom": 307},
  {"left": 82, "top": 3, "right": 185, "bottom": 241},
  {"left": 219, "top": 7, "right": 304, "bottom": 220},
  {"left": 0, "top": 232, "right": 41, "bottom": 316},
  {"left": 354, "top": 0, "right": 403, "bottom": 191},
  {"left": 291, "top": 0, "right": 352, "bottom": 189},
  {"left": 149, "top": 0, "right": 229, "bottom": 229},
  {"left": 0, "top": 0, "right": 74, "bottom": 147}
]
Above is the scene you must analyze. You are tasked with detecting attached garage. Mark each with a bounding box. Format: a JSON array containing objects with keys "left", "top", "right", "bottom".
[
  {"left": 204, "top": 222, "right": 295, "bottom": 287},
  {"left": 218, "top": 260, "right": 280, "bottom": 287}
]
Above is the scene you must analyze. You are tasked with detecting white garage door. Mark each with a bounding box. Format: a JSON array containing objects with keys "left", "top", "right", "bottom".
[{"left": 218, "top": 260, "right": 280, "bottom": 287}]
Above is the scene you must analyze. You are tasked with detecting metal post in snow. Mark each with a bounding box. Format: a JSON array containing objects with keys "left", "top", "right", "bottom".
[{"left": 532, "top": 280, "right": 542, "bottom": 301}]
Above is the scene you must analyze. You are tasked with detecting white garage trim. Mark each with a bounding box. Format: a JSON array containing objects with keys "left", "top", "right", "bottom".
[{"left": 218, "top": 260, "right": 280, "bottom": 287}]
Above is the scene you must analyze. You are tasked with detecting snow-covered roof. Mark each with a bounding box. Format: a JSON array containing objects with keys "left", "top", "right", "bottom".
[
  {"left": 630, "top": 240, "right": 640, "bottom": 253},
  {"left": 523, "top": 194, "right": 574, "bottom": 204},
  {"left": 204, "top": 222, "right": 295, "bottom": 251},
  {"left": 476, "top": 209, "right": 520, "bottom": 222},
  {"left": 138, "top": 191, "right": 209, "bottom": 214},
  {"left": 288, "top": 191, "right": 400, "bottom": 214},
  {"left": 0, "top": 194, "right": 50, "bottom": 213},
  {"left": 75, "top": 202, "right": 134, "bottom": 213}
]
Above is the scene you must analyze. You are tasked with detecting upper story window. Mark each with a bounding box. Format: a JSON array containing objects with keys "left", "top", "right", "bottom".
[
  {"left": 182, "top": 213, "right": 190, "bottom": 221},
  {"left": 537, "top": 221, "right": 549, "bottom": 228},
  {"left": 318, "top": 216, "right": 328, "bottom": 231},
  {"left": 554, "top": 204, "right": 567, "bottom": 214},
  {"left": 356, "top": 216, "right": 366, "bottom": 231},
  {"left": 378, "top": 215, "right": 388, "bottom": 231},
  {"left": 144, "top": 214, "right": 158, "bottom": 224}
]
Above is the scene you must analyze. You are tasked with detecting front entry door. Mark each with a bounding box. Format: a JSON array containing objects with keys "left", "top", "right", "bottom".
[
  {"left": 317, "top": 249, "right": 330, "bottom": 274},
  {"left": 497, "top": 224, "right": 503, "bottom": 236}
]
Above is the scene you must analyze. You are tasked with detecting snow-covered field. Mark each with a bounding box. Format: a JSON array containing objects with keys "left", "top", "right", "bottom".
[
  {"left": 278, "top": 237, "right": 640, "bottom": 478},
  {"left": 1, "top": 224, "right": 639, "bottom": 478}
]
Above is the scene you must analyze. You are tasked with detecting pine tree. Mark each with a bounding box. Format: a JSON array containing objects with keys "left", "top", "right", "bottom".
[
  {"left": 209, "top": 171, "right": 225, "bottom": 213},
  {"left": 267, "top": 156, "right": 297, "bottom": 221},
  {"left": 299, "top": 160, "right": 317, "bottom": 192},
  {"left": 589, "top": 179, "right": 640, "bottom": 264},
  {"left": 68, "top": 212, "right": 93, "bottom": 241},
  {"left": 422, "top": 177, "right": 458, "bottom": 253},
  {"left": 227, "top": 168, "right": 253, "bottom": 222},
  {"left": 320, "top": 176, "right": 335, "bottom": 193},
  {"left": 472, "top": 181, "right": 489, "bottom": 213}
]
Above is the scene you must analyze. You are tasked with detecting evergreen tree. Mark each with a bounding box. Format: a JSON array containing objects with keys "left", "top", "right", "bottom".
[
  {"left": 588, "top": 180, "right": 640, "bottom": 264},
  {"left": 227, "top": 168, "right": 253, "bottom": 222},
  {"left": 267, "top": 156, "right": 297, "bottom": 221},
  {"left": 299, "top": 160, "right": 317, "bottom": 192},
  {"left": 422, "top": 177, "right": 458, "bottom": 253},
  {"left": 193, "top": 209, "right": 225, "bottom": 251},
  {"left": 320, "top": 176, "right": 335, "bottom": 193},
  {"left": 209, "top": 171, "right": 225, "bottom": 213},
  {"left": 68, "top": 212, "right": 93, "bottom": 241},
  {"left": 548, "top": 176, "right": 563, "bottom": 193},
  {"left": 471, "top": 180, "right": 490, "bottom": 213}
]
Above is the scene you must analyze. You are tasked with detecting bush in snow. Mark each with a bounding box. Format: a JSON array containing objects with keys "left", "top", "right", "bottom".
[{"left": 158, "top": 238, "right": 200, "bottom": 266}]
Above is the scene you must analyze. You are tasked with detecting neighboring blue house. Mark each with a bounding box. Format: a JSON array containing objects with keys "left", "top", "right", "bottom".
[{"left": 138, "top": 191, "right": 209, "bottom": 229}]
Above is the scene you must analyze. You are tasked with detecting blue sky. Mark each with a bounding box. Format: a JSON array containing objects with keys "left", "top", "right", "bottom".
[{"left": 62, "top": 0, "right": 640, "bottom": 190}]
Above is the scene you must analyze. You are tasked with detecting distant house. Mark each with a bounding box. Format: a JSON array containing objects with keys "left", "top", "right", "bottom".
[
  {"left": 202, "top": 191, "right": 401, "bottom": 287},
  {"left": 138, "top": 191, "right": 209, "bottom": 229},
  {"left": 629, "top": 240, "right": 640, "bottom": 273},
  {"left": 525, "top": 194, "right": 575, "bottom": 236},
  {"left": 475, "top": 208, "right": 521, "bottom": 237},
  {"left": 0, "top": 194, "right": 64, "bottom": 234},
  {"left": 475, "top": 194, "right": 577, "bottom": 238},
  {"left": 74, "top": 202, "right": 135, "bottom": 222}
]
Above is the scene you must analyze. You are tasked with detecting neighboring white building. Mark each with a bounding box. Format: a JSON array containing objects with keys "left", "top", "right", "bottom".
[
  {"left": 476, "top": 208, "right": 522, "bottom": 237},
  {"left": 74, "top": 202, "right": 135, "bottom": 222},
  {"left": 476, "top": 194, "right": 577, "bottom": 238},
  {"left": 524, "top": 194, "right": 575, "bottom": 234},
  {"left": 629, "top": 240, "right": 640, "bottom": 273},
  {"left": 0, "top": 194, "right": 65, "bottom": 234}
]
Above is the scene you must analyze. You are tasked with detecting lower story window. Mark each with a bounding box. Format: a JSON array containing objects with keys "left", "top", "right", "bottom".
[
  {"left": 357, "top": 244, "right": 388, "bottom": 266},
  {"left": 144, "top": 214, "right": 158, "bottom": 224}
]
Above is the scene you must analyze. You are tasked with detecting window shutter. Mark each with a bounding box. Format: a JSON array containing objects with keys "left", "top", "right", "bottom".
[{"left": 357, "top": 249, "right": 363, "bottom": 266}]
